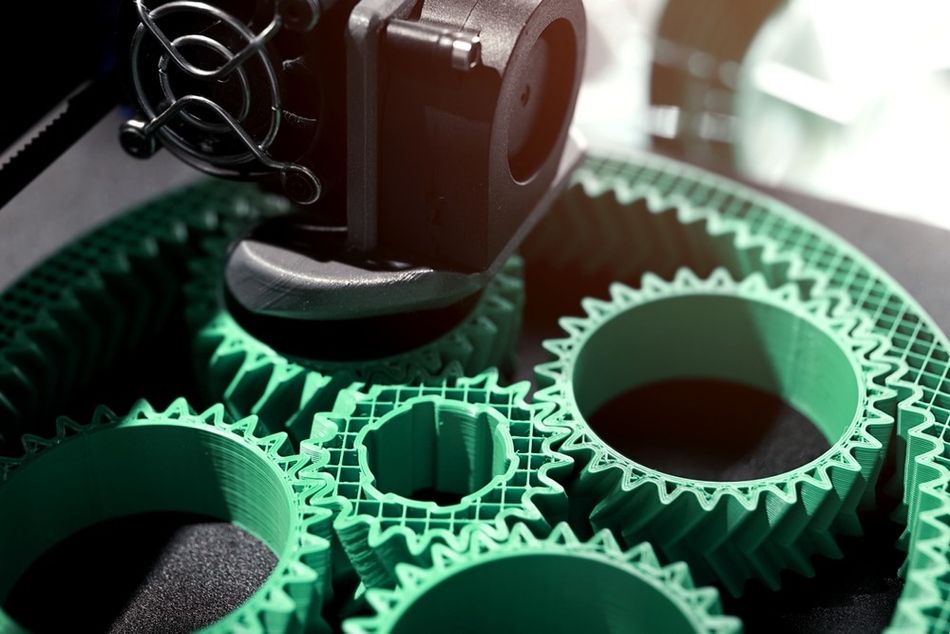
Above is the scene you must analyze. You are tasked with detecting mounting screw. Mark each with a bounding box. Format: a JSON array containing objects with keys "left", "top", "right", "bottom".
[{"left": 119, "top": 119, "right": 160, "bottom": 159}]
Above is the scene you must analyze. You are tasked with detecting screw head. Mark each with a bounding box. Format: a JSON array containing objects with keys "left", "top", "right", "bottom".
[{"left": 119, "top": 120, "right": 160, "bottom": 159}]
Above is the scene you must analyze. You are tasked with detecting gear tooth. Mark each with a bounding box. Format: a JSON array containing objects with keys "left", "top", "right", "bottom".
[
  {"left": 540, "top": 339, "right": 573, "bottom": 362},
  {"left": 394, "top": 561, "right": 428, "bottom": 589},
  {"left": 580, "top": 297, "right": 614, "bottom": 320},
  {"left": 639, "top": 272, "right": 668, "bottom": 295},
  {"left": 624, "top": 541, "right": 658, "bottom": 566},
  {"left": 231, "top": 414, "right": 262, "bottom": 437},
  {"left": 198, "top": 402, "right": 227, "bottom": 427},
  {"left": 90, "top": 404, "right": 120, "bottom": 426},
  {"left": 586, "top": 527, "right": 620, "bottom": 553},
  {"left": 705, "top": 267, "right": 737, "bottom": 289},
  {"left": 257, "top": 431, "right": 291, "bottom": 457},
  {"left": 558, "top": 316, "right": 590, "bottom": 338},
  {"left": 163, "top": 397, "right": 195, "bottom": 418},
  {"left": 608, "top": 282, "right": 638, "bottom": 306},
  {"left": 126, "top": 400, "right": 156, "bottom": 420},
  {"left": 672, "top": 267, "right": 702, "bottom": 288},
  {"left": 21, "top": 432, "right": 55, "bottom": 456},
  {"left": 546, "top": 522, "right": 575, "bottom": 546},
  {"left": 466, "top": 528, "right": 496, "bottom": 555},
  {"left": 55, "top": 416, "right": 86, "bottom": 439},
  {"left": 365, "top": 587, "right": 401, "bottom": 615}
]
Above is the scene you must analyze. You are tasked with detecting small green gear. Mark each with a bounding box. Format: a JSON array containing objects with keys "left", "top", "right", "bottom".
[
  {"left": 185, "top": 237, "right": 526, "bottom": 441},
  {"left": 300, "top": 370, "right": 571, "bottom": 589},
  {"left": 0, "top": 180, "right": 287, "bottom": 448},
  {"left": 536, "top": 267, "right": 896, "bottom": 595},
  {"left": 0, "top": 398, "right": 335, "bottom": 633},
  {"left": 343, "top": 523, "right": 742, "bottom": 634}
]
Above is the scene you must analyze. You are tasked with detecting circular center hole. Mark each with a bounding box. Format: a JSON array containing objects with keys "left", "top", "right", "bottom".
[
  {"left": 572, "top": 294, "right": 861, "bottom": 480},
  {"left": 361, "top": 399, "right": 511, "bottom": 506},
  {"left": 391, "top": 552, "right": 698, "bottom": 633},
  {"left": 0, "top": 424, "right": 292, "bottom": 631}
]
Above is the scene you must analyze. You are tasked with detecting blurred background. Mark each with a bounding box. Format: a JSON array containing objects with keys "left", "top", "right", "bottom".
[
  {"left": 576, "top": 0, "right": 950, "bottom": 229},
  {"left": 4, "top": 0, "right": 950, "bottom": 288}
]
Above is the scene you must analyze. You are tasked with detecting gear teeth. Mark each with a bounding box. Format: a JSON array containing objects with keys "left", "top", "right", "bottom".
[
  {"left": 0, "top": 399, "right": 335, "bottom": 632},
  {"left": 185, "top": 238, "right": 526, "bottom": 441},
  {"left": 536, "top": 267, "right": 895, "bottom": 595},
  {"left": 546, "top": 152, "right": 950, "bottom": 629},
  {"left": 301, "top": 370, "right": 571, "bottom": 589},
  {"left": 0, "top": 180, "right": 286, "bottom": 450},
  {"left": 343, "top": 523, "right": 742, "bottom": 634},
  {"left": 4, "top": 139, "right": 950, "bottom": 629}
]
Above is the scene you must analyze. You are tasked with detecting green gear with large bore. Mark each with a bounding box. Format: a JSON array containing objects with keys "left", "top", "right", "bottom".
[
  {"left": 536, "top": 267, "right": 896, "bottom": 595},
  {"left": 185, "top": 237, "right": 526, "bottom": 442},
  {"left": 532, "top": 152, "right": 950, "bottom": 630},
  {"left": 300, "top": 370, "right": 572, "bottom": 589},
  {"left": 343, "top": 522, "right": 742, "bottom": 634},
  {"left": 0, "top": 180, "right": 287, "bottom": 449},
  {"left": 0, "top": 398, "right": 335, "bottom": 633}
]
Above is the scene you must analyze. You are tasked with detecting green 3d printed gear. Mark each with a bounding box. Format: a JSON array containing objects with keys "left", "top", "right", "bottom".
[
  {"left": 185, "top": 237, "right": 525, "bottom": 441},
  {"left": 342, "top": 522, "right": 742, "bottom": 634},
  {"left": 538, "top": 152, "right": 950, "bottom": 630},
  {"left": 536, "top": 267, "right": 896, "bottom": 595},
  {"left": 0, "top": 180, "right": 287, "bottom": 449},
  {"left": 300, "top": 370, "right": 571, "bottom": 589},
  {"left": 0, "top": 399, "right": 335, "bottom": 633}
]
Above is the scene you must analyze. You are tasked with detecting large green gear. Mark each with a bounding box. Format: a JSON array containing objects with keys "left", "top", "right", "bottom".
[
  {"left": 300, "top": 370, "right": 571, "bottom": 589},
  {"left": 185, "top": 237, "right": 526, "bottom": 442},
  {"left": 0, "top": 398, "right": 335, "bottom": 633},
  {"left": 536, "top": 267, "right": 895, "bottom": 594},
  {"left": 532, "top": 152, "right": 950, "bottom": 629},
  {"left": 343, "top": 523, "right": 742, "bottom": 634},
  {"left": 0, "top": 181, "right": 287, "bottom": 449}
]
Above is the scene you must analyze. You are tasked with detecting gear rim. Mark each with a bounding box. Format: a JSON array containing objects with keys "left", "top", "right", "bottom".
[
  {"left": 342, "top": 523, "right": 743, "bottom": 634},
  {"left": 0, "top": 398, "right": 335, "bottom": 633}
]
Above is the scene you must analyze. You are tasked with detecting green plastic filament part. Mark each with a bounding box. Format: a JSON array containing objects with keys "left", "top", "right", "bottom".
[
  {"left": 301, "top": 371, "right": 571, "bottom": 589},
  {"left": 343, "top": 523, "right": 742, "bottom": 634},
  {"left": 0, "top": 399, "right": 334, "bottom": 633}
]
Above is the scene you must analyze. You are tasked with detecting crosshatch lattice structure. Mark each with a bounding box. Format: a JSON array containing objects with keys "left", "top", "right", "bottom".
[{"left": 302, "top": 371, "right": 572, "bottom": 589}]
